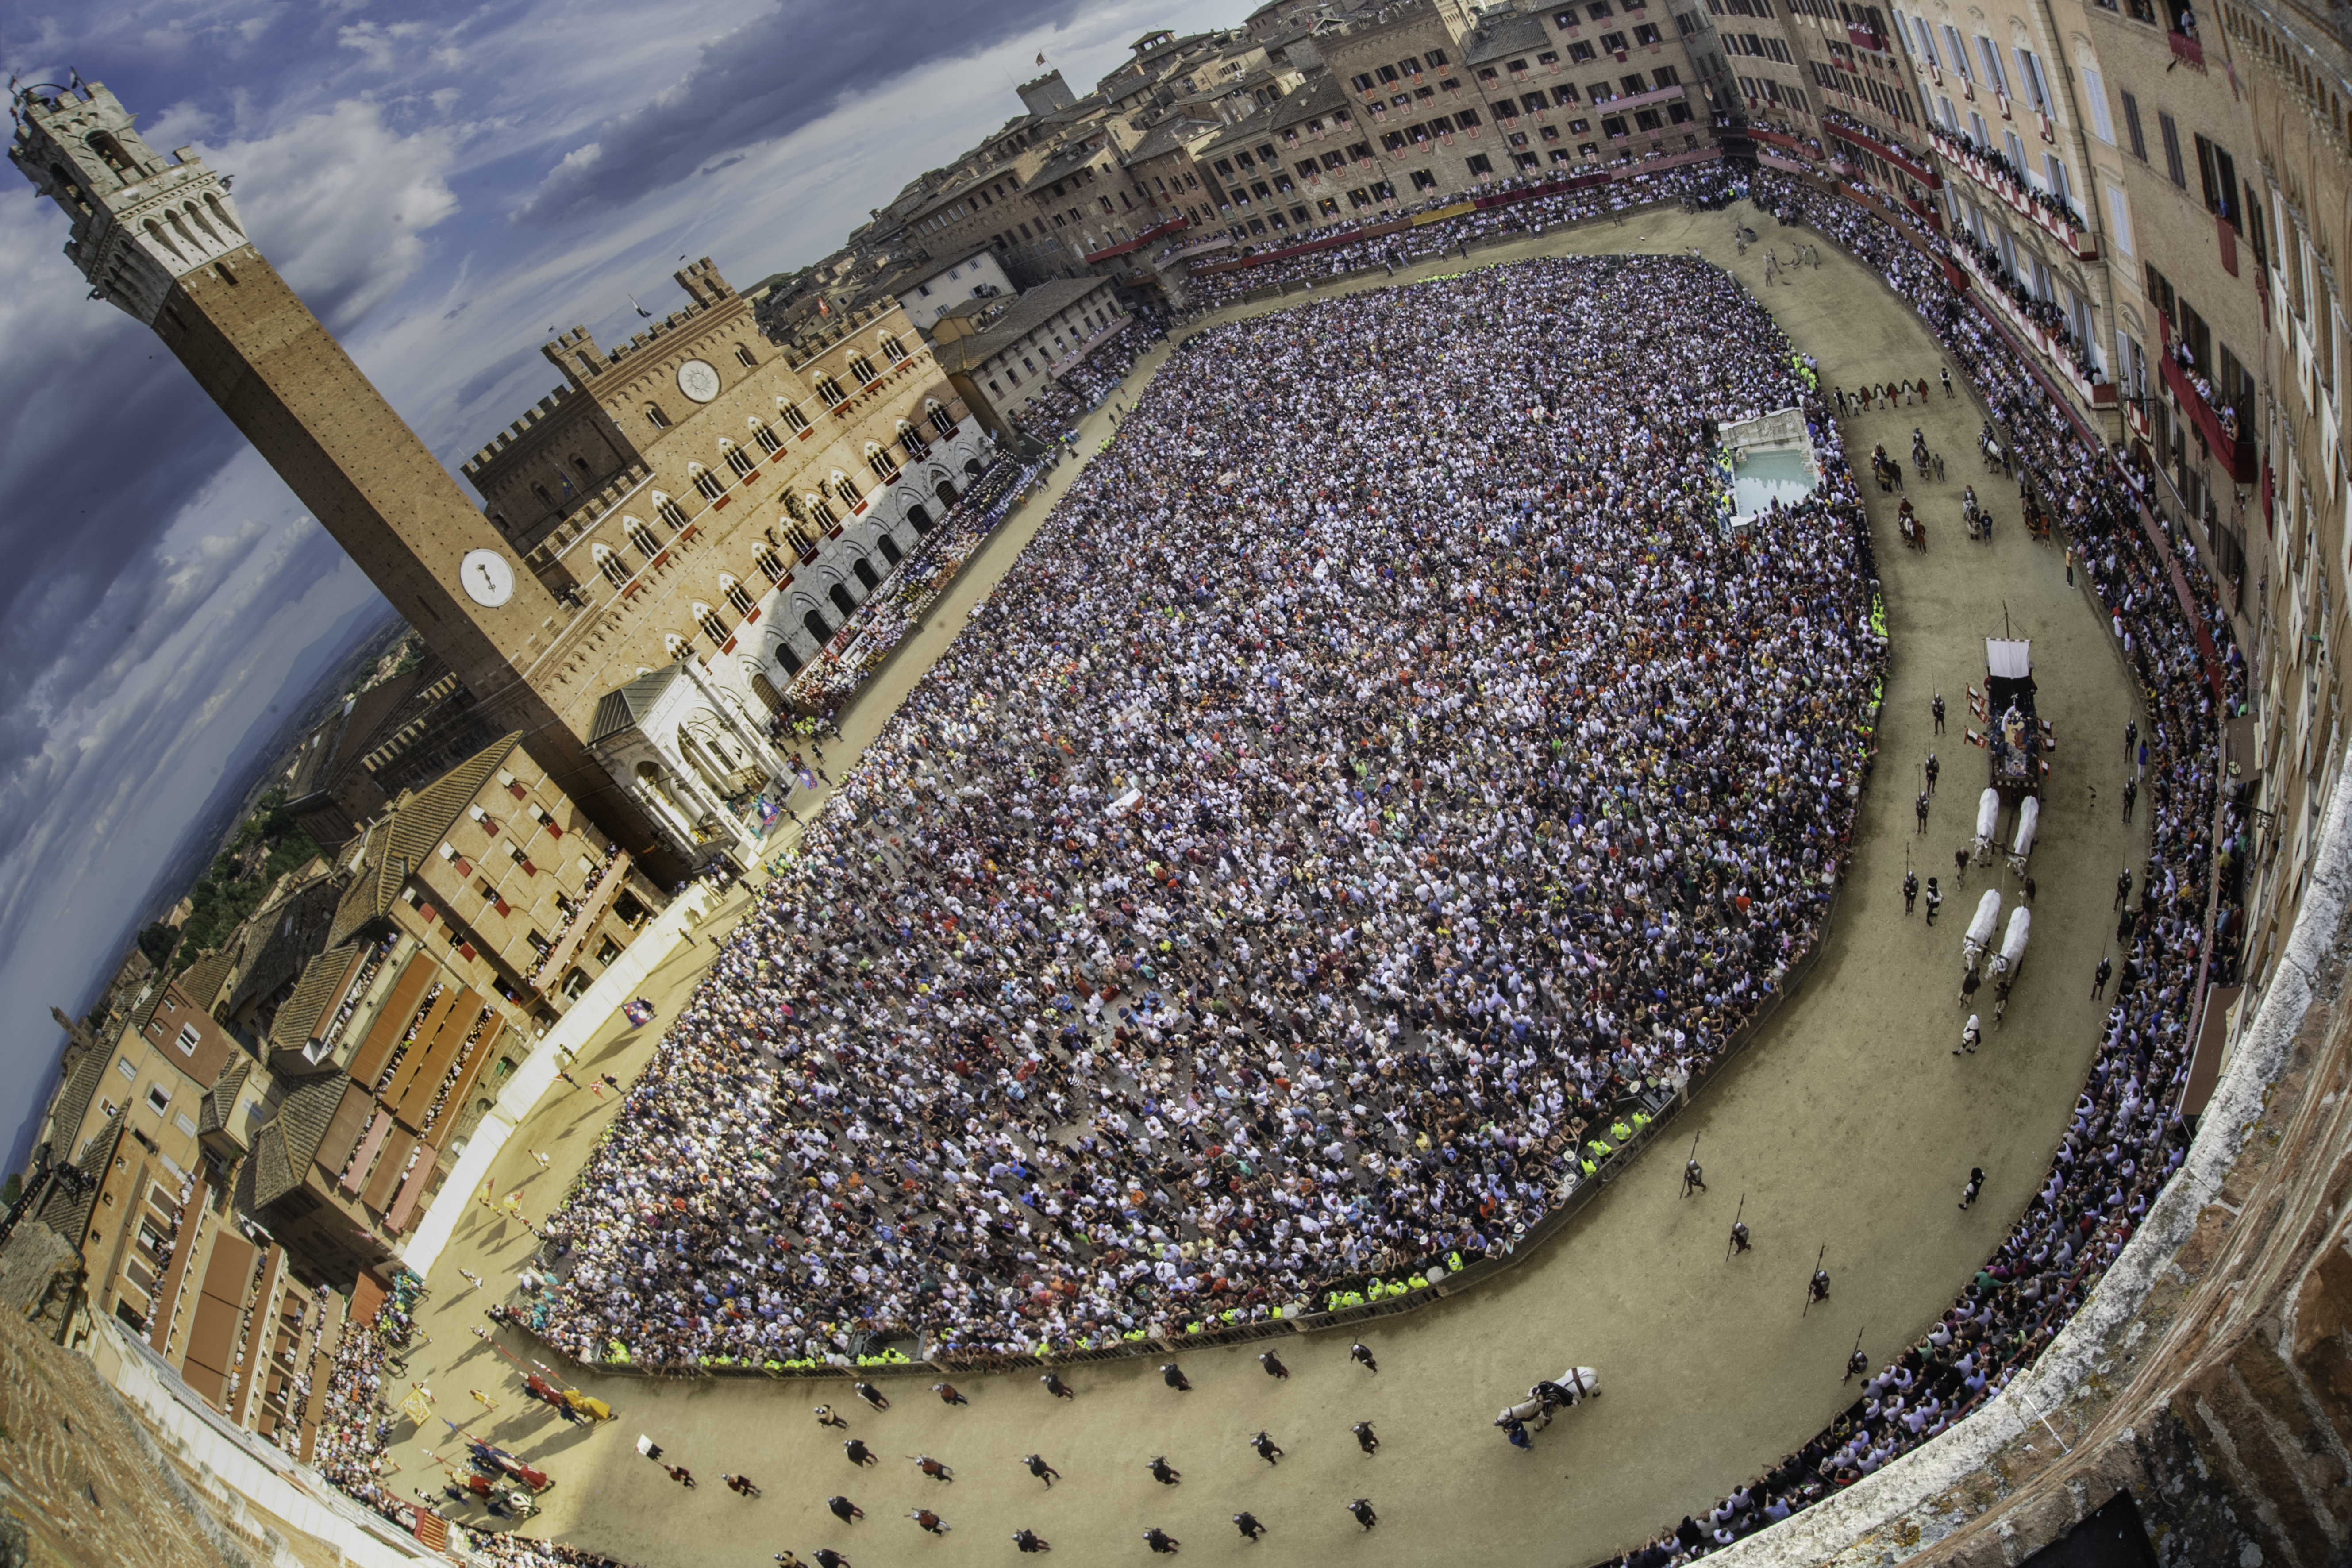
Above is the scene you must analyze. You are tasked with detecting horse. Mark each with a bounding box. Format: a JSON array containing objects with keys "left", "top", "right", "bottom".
[
  {"left": 1971, "top": 787, "right": 2001, "bottom": 864},
  {"left": 2005, "top": 795, "right": 2040, "bottom": 878},
  {"left": 1962, "top": 888, "right": 2003, "bottom": 975},
  {"left": 1494, "top": 1367, "right": 1602, "bottom": 1432}
]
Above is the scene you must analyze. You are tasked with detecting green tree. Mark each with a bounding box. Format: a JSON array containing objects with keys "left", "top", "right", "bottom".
[{"left": 135, "top": 922, "right": 180, "bottom": 970}]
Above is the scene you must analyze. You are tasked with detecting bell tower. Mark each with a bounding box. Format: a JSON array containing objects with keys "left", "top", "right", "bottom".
[{"left": 10, "top": 81, "right": 666, "bottom": 864}]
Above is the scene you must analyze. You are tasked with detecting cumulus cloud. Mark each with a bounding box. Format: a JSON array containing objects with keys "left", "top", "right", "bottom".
[
  {"left": 512, "top": 0, "right": 1087, "bottom": 226},
  {"left": 205, "top": 98, "right": 462, "bottom": 329}
]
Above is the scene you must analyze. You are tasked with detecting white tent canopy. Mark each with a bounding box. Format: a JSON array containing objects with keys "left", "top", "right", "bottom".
[{"left": 1986, "top": 639, "right": 2032, "bottom": 679}]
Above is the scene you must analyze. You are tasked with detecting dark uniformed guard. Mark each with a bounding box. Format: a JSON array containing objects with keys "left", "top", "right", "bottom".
[
  {"left": 1147, "top": 1456, "right": 1180, "bottom": 1485},
  {"left": 1924, "top": 877, "right": 1942, "bottom": 925},
  {"left": 1350, "top": 1341, "right": 1379, "bottom": 1374},
  {"left": 1145, "top": 1526, "right": 1181, "bottom": 1554},
  {"left": 1902, "top": 871, "right": 1918, "bottom": 914},
  {"left": 1932, "top": 692, "right": 1947, "bottom": 733},
  {"left": 1039, "top": 1373, "right": 1075, "bottom": 1400},
  {"left": 1252, "top": 1430, "right": 1284, "bottom": 1465},
  {"left": 1844, "top": 1348, "right": 1871, "bottom": 1382},
  {"left": 1234, "top": 1511, "right": 1267, "bottom": 1542},
  {"left": 2115, "top": 866, "right": 2133, "bottom": 909},
  {"left": 1682, "top": 1159, "right": 1707, "bottom": 1197},
  {"left": 1023, "top": 1454, "right": 1060, "bottom": 1487},
  {"left": 1810, "top": 1267, "right": 1832, "bottom": 1303},
  {"left": 1729, "top": 1220, "right": 1751, "bottom": 1255},
  {"left": 1924, "top": 753, "right": 1939, "bottom": 794},
  {"left": 1353, "top": 1421, "right": 1380, "bottom": 1455},
  {"left": 2090, "top": 956, "right": 2112, "bottom": 998},
  {"left": 1348, "top": 1498, "right": 1379, "bottom": 1531},
  {"left": 1258, "top": 1350, "right": 1289, "bottom": 1380},
  {"left": 1013, "top": 1528, "right": 1052, "bottom": 1553},
  {"left": 1915, "top": 791, "right": 1930, "bottom": 833},
  {"left": 1159, "top": 1362, "right": 1192, "bottom": 1392}
]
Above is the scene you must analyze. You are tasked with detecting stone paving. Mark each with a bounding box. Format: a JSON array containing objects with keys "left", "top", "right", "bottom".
[{"left": 388, "top": 202, "right": 2150, "bottom": 1567}]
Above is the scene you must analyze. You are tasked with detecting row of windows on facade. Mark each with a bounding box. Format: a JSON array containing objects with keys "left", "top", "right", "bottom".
[
  {"left": 640, "top": 335, "right": 908, "bottom": 432},
  {"left": 979, "top": 303, "right": 1124, "bottom": 397},
  {"left": 589, "top": 408, "right": 959, "bottom": 595}
]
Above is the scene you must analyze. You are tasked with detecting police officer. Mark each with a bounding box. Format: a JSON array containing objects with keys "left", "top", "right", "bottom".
[
  {"left": 2115, "top": 866, "right": 2133, "bottom": 909},
  {"left": 2090, "top": 955, "right": 2112, "bottom": 998}
]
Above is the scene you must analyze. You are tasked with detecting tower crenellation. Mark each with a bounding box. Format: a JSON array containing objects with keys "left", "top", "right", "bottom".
[{"left": 9, "top": 81, "right": 251, "bottom": 325}]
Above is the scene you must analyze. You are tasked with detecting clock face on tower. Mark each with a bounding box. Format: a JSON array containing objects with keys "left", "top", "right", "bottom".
[
  {"left": 677, "top": 358, "right": 722, "bottom": 403},
  {"left": 460, "top": 548, "right": 516, "bottom": 608}
]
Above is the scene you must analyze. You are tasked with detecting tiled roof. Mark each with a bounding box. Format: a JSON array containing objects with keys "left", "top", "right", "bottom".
[
  {"left": 590, "top": 666, "right": 684, "bottom": 746},
  {"left": 226, "top": 872, "right": 346, "bottom": 1020},
  {"left": 277, "top": 1074, "right": 350, "bottom": 1174},
  {"left": 934, "top": 278, "right": 1113, "bottom": 374},
  {"left": 176, "top": 950, "right": 238, "bottom": 1018},
  {"left": 197, "top": 1057, "right": 250, "bottom": 1138},
  {"left": 268, "top": 944, "right": 368, "bottom": 1059},
  {"left": 42, "top": 1046, "right": 110, "bottom": 1173},
  {"left": 1466, "top": 12, "right": 1551, "bottom": 66},
  {"left": 329, "top": 733, "right": 520, "bottom": 946}
]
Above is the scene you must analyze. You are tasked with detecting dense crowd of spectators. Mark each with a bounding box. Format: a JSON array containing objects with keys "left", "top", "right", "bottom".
[
  {"left": 1184, "top": 161, "right": 1748, "bottom": 308},
  {"left": 1011, "top": 305, "right": 1171, "bottom": 446},
  {"left": 531, "top": 250, "right": 1884, "bottom": 1369},
  {"left": 1593, "top": 171, "right": 2241, "bottom": 1565}
]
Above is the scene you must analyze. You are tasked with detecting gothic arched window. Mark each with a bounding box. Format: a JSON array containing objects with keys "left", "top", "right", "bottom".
[
  {"left": 654, "top": 492, "right": 689, "bottom": 530},
  {"left": 695, "top": 604, "right": 730, "bottom": 646},
  {"left": 624, "top": 517, "right": 660, "bottom": 559},
  {"left": 593, "top": 543, "right": 630, "bottom": 589},
  {"left": 691, "top": 464, "right": 724, "bottom": 500},
  {"left": 723, "top": 576, "right": 757, "bottom": 616},
  {"left": 645, "top": 403, "right": 671, "bottom": 429},
  {"left": 723, "top": 442, "right": 754, "bottom": 478}
]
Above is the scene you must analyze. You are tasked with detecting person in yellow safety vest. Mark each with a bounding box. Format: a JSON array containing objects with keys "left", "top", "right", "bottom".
[{"left": 1611, "top": 1119, "right": 1632, "bottom": 1143}]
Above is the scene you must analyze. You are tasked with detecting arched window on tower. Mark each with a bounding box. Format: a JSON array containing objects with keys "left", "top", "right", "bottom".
[
  {"left": 831, "top": 471, "right": 863, "bottom": 510},
  {"left": 806, "top": 493, "right": 839, "bottom": 529},
  {"left": 865, "top": 444, "right": 898, "bottom": 484},
  {"left": 645, "top": 403, "right": 671, "bottom": 429},
  {"left": 664, "top": 632, "right": 693, "bottom": 662},
  {"left": 723, "top": 576, "right": 757, "bottom": 616},
  {"left": 881, "top": 334, "right": 908, "bottom": 363},
  {"left": 723, "top": 441, "right": 754, "bottom": 478},
  {"left": 695, "top": 603, "right": 730, "bottom": 646},
  {"left": 777, "top": 400, "right": 810, "bottom": 434},
  {"left": 205, "top": 193, "right": 242, "bottom": 237},
  {"left": 532, "top": 483, "right": 554, "bottom": 508},
  {"left": 691, "top": 464, "right": 724, "bottom": 500},
  {"left": 754, "top": 544, "right": 786, "bottom": 583},
  {"left": 750, "top": 419, "right": 782, "bottom": 455},
  {"left": 927, "top": 402, "right": 957, "bottom": 439},
  {"left": 144, "top": 217, "right": 186, "bottom": 261},
  {"left": 624, "top": 517, "right": 661, "bottom": 559},
  {"left": 898, "top": 420, "right": 931, "bottom": 461},
  {"left": 593, "top": 542, "right": 630, "bottom": 589},
  {"left": 847, "top": 351, "right": 878, "bottom": 384},
  {"left": 734, "top": 342, "right": 758, "bottom": 368},
  {"left": 654, "top": 492, "right": 690, "bottom": 530},
  {"left": 815, "top": 374, "right": 847, "bottom": 405},
  {"left": 572, "top": 455, "right": 592, "bottom": 475}
]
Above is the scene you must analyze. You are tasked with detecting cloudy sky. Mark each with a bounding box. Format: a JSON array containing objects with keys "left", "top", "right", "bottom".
[{"left": 0, "top": 0, "right": 1249, "bottom": 1157}]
